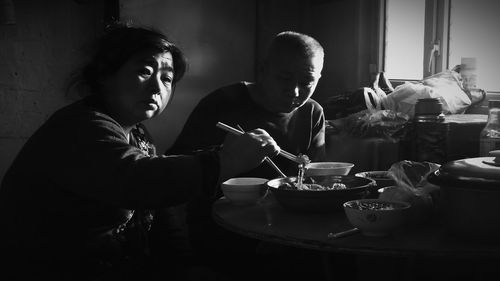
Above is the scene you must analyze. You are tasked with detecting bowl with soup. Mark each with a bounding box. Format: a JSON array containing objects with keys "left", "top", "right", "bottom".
[
  {"left": 266, "top": 175, "right": 375, "bottom": 212},
  {"left": 343, "top": 199, "right": 411, "bottom": 237}
]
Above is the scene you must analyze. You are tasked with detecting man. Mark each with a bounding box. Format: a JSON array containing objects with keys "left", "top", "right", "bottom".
[
  {"left": 168, "top": 31, "right": 326, "bottom": 179},
  {"left": 165, "top": 31, "right": 327, "bottom": 280}
]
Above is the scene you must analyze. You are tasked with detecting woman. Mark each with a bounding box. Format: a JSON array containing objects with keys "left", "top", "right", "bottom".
[{"left": 0, "top": 23, "right": 279, "bottom": 280}]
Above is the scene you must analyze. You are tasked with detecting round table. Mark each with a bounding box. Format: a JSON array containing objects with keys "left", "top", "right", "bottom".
[{"left": 212, "top": 194, "right": 500, "bottom": 258}]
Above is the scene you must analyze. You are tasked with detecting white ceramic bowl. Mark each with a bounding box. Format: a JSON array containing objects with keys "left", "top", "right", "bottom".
[
  {"left": 343, "top": 199, "right": 411, "bottom": 237},
  {"left": 304, "top": 162, "right": 354, "bottom": 176},
  {"left": 221, "top": 177, "right": 269, "bottom": 205}
]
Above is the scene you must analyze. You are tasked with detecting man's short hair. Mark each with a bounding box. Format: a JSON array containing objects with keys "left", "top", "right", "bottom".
[{"left": 268, "top": 31, "right": 324, "bottom": 60}]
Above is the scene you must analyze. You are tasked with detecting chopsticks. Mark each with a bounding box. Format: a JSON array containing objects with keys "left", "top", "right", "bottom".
[
  {"left": 216, "top": 122, "right": 301, "bottom": 165},
  {"left": 263, "top": 158, "right": 287, "bottom": 178},
  {"left": 234, "top": 125, "right": 287, "bottom": 178}
]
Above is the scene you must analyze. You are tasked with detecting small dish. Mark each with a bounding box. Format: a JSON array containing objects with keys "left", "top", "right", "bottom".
[{"left": 355, "top": 170, "right": 395, "bottom": 188}]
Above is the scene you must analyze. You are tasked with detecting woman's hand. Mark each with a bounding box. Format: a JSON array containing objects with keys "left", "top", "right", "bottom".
[{"left": 218, "top": 129, "right": 280, "bottom": 181}]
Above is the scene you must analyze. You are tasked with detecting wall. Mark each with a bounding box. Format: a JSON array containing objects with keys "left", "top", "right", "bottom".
[
  {"left": 120, "top": 0, "right": 257, "bottom": 154},
  {"left": 119, "top": 0, "right": 378, "bottom": 152},
  {"left": 0, "top": 0, "right": 380, "bottom": 182},
  {"left": 255, "top": 0, "right": 308, "bottom": 69},
  {"left": 254, "top": 0, "right": 380, "bottom": 112},
  {"left": 307, "top": 0, "right": 380, "bottom": 106},
  {"left": 0, "top": 0, "right": 108, "bottom": 183}
]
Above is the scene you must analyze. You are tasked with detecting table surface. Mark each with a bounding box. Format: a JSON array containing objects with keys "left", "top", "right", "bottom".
[{"left": 212, "top": 194, "right": 500, "bottom": 259}]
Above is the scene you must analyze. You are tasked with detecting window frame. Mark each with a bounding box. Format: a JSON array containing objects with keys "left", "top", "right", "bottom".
[
  {"left": 379, "top": 0, "right": 499, "bottom": 106},
  {"left": 379, "top": 0, "right": 450, "bottom": 84}
]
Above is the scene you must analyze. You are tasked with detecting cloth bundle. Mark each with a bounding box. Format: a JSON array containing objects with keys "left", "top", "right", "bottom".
[{"left": 371, "top": 68, "right": 486, "bottom": 118}]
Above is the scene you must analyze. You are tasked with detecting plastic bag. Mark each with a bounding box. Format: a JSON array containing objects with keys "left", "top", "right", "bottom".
[
  {"left": 379, "top": 160, "right": 441, "bottom": 225},
  {"left": 421, "top": 70, "right": 471, "bottom": 114},
  {"left": 381, "top": 82, "right": 433, "bottom": 118},
  {"left": 381, "top": 70, "right": 472, "bottom": 118},
  {"left": 388, "top": 160, "right": 440, "bottom": 190}
]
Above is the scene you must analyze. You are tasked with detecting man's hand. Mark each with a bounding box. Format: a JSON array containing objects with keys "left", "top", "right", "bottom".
[{"left": 218, "top": 129, "right": 280, "bottom": 181}]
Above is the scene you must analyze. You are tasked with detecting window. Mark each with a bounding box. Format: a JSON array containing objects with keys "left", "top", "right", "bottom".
[
  {"left": 384, "top": 0, "right": 426, "bottom": 80},
  {"left": 448, "top": 0, "right": 500, "bottom": 93},
  {"left": 382, "top": 0, "right": 500, "bottom": 94}
]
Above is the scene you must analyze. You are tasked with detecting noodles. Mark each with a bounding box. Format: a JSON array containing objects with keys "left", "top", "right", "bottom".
[
  {"left": 296, "top": 154, "right": 310, "bottom": 187},
  {"left": 296, "top": 182, "right": 347, "bottom": 191},
  {"left": 279, "top": 153, "right": 348, "bottom": 191},
  {"left": 279, "top": 181, "right": 347, "bottom": 191}
]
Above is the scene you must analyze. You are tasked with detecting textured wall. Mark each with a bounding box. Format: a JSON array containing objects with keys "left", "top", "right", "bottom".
[
  {"left": 307, "top": 0, "right": 380, "bottom": 106},
  {"left": 120, "top": 0, "right": 257, "bottom": 154},
  {"left": 0, "top": 0, "right": 106, "bottom": 183},
  {"left": 255, "top": 0, "right": 380, "bottom": 107},
  {"left": 0, "top": 0, "right": 379, "bottom": 183}
]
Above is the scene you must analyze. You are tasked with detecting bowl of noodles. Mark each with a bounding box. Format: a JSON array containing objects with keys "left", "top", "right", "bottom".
[{"left": 266, "top": 175, "right": 376, "bottom": 212}]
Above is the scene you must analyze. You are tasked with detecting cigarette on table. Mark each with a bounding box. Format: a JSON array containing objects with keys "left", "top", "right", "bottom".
[{"left": 328, "top": 228, "right": 360, "bottom": 239}]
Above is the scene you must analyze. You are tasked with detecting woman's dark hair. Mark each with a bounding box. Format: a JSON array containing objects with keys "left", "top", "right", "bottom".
[{"left": 69, "top": 22, "right": 187, "bottom": 96}]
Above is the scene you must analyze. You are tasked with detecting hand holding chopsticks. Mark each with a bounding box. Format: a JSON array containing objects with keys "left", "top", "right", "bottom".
[
  {"left": 234, "top": 124, "right": 287, "bottom": 178},
  {"left": 216, "top": 122, "right": 307, "bottom": 164}
]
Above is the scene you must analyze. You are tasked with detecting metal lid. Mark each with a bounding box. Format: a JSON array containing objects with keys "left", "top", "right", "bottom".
[
  {"left": 414, "top": 113, "right": 445, "bottom": 123},
  {"left": 427, "top": 157, "right": 500, "bottom": 190}
]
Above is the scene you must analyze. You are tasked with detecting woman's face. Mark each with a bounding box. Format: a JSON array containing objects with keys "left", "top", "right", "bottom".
[{"left": 101, "top": 50, "right": 174, "bottom": 127}]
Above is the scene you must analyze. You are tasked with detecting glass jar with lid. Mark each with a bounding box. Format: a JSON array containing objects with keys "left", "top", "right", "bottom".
[
  {"left": 479, "top": 100, "right": 500, "bottom": 156},
  {"left": 413, "top": 98, "right": 446, "bottom": 163}
]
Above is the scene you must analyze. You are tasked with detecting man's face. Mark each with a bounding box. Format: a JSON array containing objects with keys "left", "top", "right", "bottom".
[{"left": 260, "top": 49, "right": 323, "bottom": 113}]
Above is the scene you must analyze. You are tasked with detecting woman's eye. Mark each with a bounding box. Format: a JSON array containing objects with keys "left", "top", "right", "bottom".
[
  {"left": 139, "top": 68, "right": 153, "bottom": 77},
  {"left": 161, "top": 76, "right": 173, "bottom": 84}
]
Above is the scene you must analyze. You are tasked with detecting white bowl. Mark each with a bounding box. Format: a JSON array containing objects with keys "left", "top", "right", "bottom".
[
  {"left": 343, "top": 199, "right": 411, "bottom": 237},
  {"left": 221, "top": 177, "right": 269, "bottom": 205},
  {"left": 304, "top": 162, "right": 354, "bottom": 176}
]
